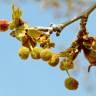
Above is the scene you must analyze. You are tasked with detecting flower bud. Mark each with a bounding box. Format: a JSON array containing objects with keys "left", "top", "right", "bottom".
[
  {"left": 64, "top": 77, "right": 78, "bottom": 90},
  {"left": 18, "top": 46, "right": 30, "bottom": 60},
  {"left": 60, "top": 59, "right": 73, "bottom": 70},
  {"left": 31, "top": 47, "right": 42, "bottom": 59},
  {"left": 48, "top": 54, "right": 59, "bottom": 67},
  {"left": 0, "top": 20, "right": 9, "bottom": 32},
  {"left": 40, "top": 49, "right": 52, "bottom": 61}
]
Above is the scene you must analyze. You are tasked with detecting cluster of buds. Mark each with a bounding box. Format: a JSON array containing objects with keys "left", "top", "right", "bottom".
[
  {"left": 1, "top": 3, "right": 96, "bottom": 91},
  {"left": 18, "top": 46, "right": 60, "bottom": 67}
]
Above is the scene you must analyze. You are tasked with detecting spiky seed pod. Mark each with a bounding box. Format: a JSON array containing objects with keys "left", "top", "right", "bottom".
[
  {"left": 40, "top": 49, "right": 52, "bottom": 61},
  {"left": 48, "top": 54, "right": 59, "bottom": 67},
  {"left": 0, "top": 20, "right": 9, "bottom": 32},
  {"left": 60, "top": 59, "right": 73, "bottom": 70},
  {"left": 18, "top": 46, "right": 30, "bottom": 60},
  {"left": 31, "top": 47, "right": 42, "bottom": 59},
  {"left": 64, "top": 77, "right": 78, "bottom": 90}
]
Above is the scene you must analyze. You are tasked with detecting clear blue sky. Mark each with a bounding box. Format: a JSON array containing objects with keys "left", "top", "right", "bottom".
[{"left": 0, "top": 1, "right": 96, "bottom": 96}]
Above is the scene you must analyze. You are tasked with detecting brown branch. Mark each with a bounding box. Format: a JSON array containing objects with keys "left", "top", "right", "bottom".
[{"left": 29, "top": 3, "right": 96, "bottom": 33}]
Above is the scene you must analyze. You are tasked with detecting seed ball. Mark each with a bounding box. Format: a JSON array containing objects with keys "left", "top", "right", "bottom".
[
  {"left": 40, "top": 49, "right": 52, "bottom": 61},
  {"left": 48, "top": 54, "right": 59, "bottom": 67},
  {"left": 19, "top": 46, "right": 30, "bottom": 60},
  {"left": 0, "top": 20, "right": 9, "bottom": 32},
  {"left": 60, "top": 60, "right": 73, "bottom": 70},
  {"left": 64, "top": 77, "right": 78, "bottom": 90},
  {"left": 31, "top": 47, "right": 42, "bottom": 59}
]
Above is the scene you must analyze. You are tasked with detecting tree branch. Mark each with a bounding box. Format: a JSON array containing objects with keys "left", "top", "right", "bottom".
[{"left": 29, "top": 3, "right": 96, "bottom": 34}]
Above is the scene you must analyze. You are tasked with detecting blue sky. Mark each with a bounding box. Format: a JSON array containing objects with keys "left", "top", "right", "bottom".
[{"left": 0, "top": 1, "right": 96, "bottom": 96}]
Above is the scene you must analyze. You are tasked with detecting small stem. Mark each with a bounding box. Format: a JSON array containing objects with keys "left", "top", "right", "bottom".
[
  {"left": 59, "top": 3, "right": 96, "bottom": 30},
  {"left": 43, "top": 3, "right": 96, "bottom": 31},
  {"left": 66, "top": 70, "right": 70, "bottom": 77},
  {"left": 88, "top": 64, "right": 93, "bottom": 72},
  {"left": 60, "top": 16, "right": 82, "bottom": 28},
  {"left": 28, "top": 40, "right": 33, "bottom": 51}
]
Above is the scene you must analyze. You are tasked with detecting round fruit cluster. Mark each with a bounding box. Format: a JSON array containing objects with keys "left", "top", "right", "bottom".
[
  {"left": 18, "top": 46, "right": 60, "bottom": 67},
  {"left": 18, "top": 45, "right": 79, "bottom": 90}
]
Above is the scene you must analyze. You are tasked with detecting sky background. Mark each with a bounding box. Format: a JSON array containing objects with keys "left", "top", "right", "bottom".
[{"left": 0, "top": 0, "right": 96, "bottom": 96}]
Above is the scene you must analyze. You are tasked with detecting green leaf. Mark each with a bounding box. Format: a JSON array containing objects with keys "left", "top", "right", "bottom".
[{"left": 12, "top": 4, "right": 22, "bottom": 19}]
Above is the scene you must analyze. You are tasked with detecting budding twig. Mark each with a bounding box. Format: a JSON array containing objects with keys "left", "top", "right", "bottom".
[
  {"left": 32, "top": 3, "right": 96, "bottom": 34},
  {"left": 1, "top": 1, "right": 96, "bottom": 91}
]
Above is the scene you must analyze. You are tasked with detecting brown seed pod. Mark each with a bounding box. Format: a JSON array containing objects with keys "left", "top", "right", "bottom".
[{"left": 64, "top": 77, "right": 79, "bottom": 90}]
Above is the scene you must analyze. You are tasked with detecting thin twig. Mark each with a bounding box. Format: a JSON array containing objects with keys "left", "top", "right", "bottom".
[
  {"left": 30, "top": 3, "right": 96, "bottom": 33},
  {"left": 66, "top": 70, "right": 70, "bottom": 77}
]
